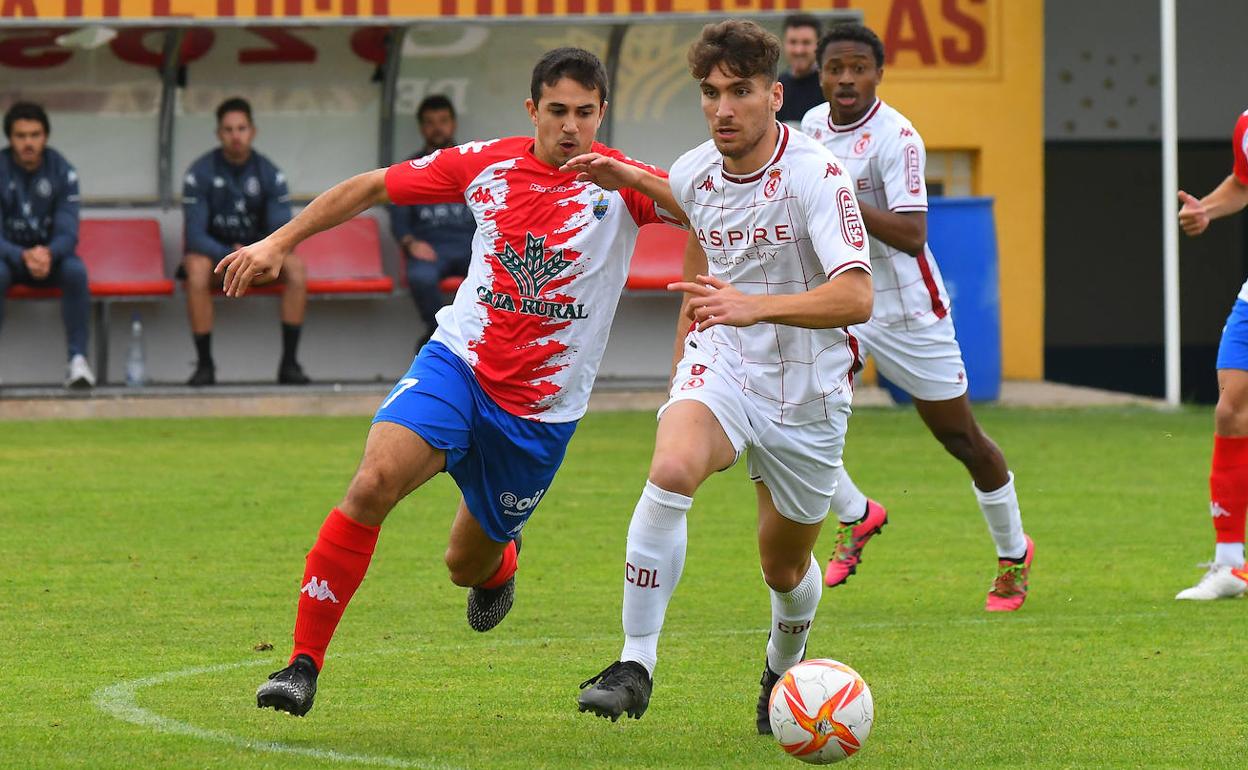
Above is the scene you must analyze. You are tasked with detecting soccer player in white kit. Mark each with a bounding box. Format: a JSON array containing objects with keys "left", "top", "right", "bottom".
[
  {"left": 571, "top": 20, "right": 873, "bottom": 733},
  {"left": 800, "top": 23, "right": 1033, "bottom": 611},
  {"left": 1174, "top": 108, "right": 1248, "bottom": 600}
]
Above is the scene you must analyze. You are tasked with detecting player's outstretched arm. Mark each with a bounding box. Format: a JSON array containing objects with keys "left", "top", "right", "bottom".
[
  {"left": 560, "top": 153, "right": 688, "bottom": 226},
  {"left": 1179, "top": 177, "right": 1248, "bottom": 238},
  {"left": 217, "top": 168, "right": 390, "bottom": 297},
  {"left": 670, "top": 267, "right": 872, "bottom": 332}
]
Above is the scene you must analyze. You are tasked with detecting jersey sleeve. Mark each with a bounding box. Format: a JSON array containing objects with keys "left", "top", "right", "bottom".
[
  {"left": 879, "top": 124, "right": 929, "bottom": 212},
  {"left": 47, "top": 160, "right": 80, "bottom": 262},
  {"left": 599, "top": 147, "right": 683, "bottom": 227},
  {"left": 1233, "top": 111, "right": 1248, "bottom": 185},
  {"left": 798, "top": 155, "right": 871, "bottom": 278},
  {"left": 263, "top": 164, "right": 292, "bottom": 234},
  {"left": 384, "top": 146, "right": 476, "bottom": 206}
]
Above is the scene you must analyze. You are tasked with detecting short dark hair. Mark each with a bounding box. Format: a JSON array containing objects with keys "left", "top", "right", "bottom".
[
  {"left": 215, "top": 97, "right": 253, "bottom": 125},
  {"left": 783, "top": 14, "right": 821, "bottom": 36},
  {"left": 530, "top": 47, "right": 609, "bottom": 105},
  {"left": 417, "top": 94, "right": 456, "bottom": 123},
  {"left": 4, "top": 101, "right": 49, "bottom": 138},
  {"left": 817, "top": 22, "right": 886, "bottom": 69},
  {"left": 688, "top": 20, "right": 781, "bottom": 83}
]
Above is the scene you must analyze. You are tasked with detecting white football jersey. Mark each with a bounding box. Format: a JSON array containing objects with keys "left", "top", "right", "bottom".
[
  {"left": 669, "top": 123, "right": 872, "bottom": 426},
  {"left": 802, "top": 99, "right": 951, "bottom": 331}
]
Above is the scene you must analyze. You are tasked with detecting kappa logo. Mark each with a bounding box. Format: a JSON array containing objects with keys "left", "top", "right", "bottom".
[
  {"left": 764, "top": 167, "right": 783, "bottom": 198},
  {"left": 824, "top": 162, "right": 842, "bottom": 178},
  {"left": 470, "top": 186, "right": 496, "bottom": 206},
  {"left": 697, "top": 175, "right": 717, "bottom": 193},
  {"left": 900, "top": 127, "right": 913, "bottom": 137},
  {"left": 495, "top": 232, "right": 571, "bottom": 297},
  {"left": 1211, "top": 502, "right": 1231, "bottom": 518},
  {"left": 300, "top": 576, "right": 339, "bottom": 603},
  {"left": 837, "top": 188, "right": 866, "bottom": 250}
]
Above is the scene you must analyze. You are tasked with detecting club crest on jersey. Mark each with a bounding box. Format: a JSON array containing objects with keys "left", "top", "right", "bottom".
[
  {"left": 837, "top": 188, "right": 866, "bottom": 250},
  {"left": 853, "top": 133, "right": 872, "bottom": 155},
  {"left": 591, "top": 191, "right": 609, "bottom": 221},
  {"left": 763, "top": 167, "right": 783, "bottom": 199}
]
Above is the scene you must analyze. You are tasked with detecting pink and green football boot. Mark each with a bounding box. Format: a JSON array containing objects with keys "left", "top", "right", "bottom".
[
  {"left": 985, "top": 535, "right": 1035, "bottom": 612},
  {"left": 823, "top": 500, "right": 888, "bottom": 588}
]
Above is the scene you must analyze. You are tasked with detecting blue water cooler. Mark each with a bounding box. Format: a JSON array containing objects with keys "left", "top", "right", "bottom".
[{"left": 878, "top": 196, "right": 1002, "bottom": 403}]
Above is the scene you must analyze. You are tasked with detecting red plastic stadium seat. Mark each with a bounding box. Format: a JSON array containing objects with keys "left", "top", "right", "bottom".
[
  {"left": 294, "top": 217, "right": 394, "bottom": 295},
  {"left": 7, "top": 218, "right": 173, "bottom": 299},
  {"left": 438, "top": 275, "right": 464, "bottom": 293},
  {"left": 626, "top": 223, "right": 687, "bottom": 291}
]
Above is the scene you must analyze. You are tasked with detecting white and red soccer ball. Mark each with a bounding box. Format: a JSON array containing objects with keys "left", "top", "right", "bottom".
[{"left": 767, "top": 659, "right": 874, "bottom": 764}]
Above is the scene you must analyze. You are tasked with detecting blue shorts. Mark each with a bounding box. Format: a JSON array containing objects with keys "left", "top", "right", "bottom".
[
  {"left": 373, "top": 341, "right": 577, "bottom": 543},
  {"left": 1217, "top": 299, "right": 1248, "bottom": 371}
]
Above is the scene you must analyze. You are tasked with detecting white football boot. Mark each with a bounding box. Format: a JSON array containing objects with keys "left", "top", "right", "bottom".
[
  {"left": 1175, "top": 563, "right": 1248, "bottom": 600},
  {"left": 65, "top": 354, "right": 96, "bottom": 390}
]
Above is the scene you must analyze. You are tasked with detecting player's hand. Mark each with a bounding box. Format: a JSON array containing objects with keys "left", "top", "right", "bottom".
[
  {"left": 22, "top": 246, "right": 51, "bottom": 280},
  {"left": 408, "top": 240, "right": 437, "bottom": 262},
  {"left": 559, "top": 153, "right": 640, "bottom": 191},
  {"left": 1178, "top": 190, "right": 1209, "bottom": 237},
  {"left": 216, "top": 237, "right": 286, "bottom": 297},
  {"left": 668, "top": 274, "right": 758, "bottom": 331}
]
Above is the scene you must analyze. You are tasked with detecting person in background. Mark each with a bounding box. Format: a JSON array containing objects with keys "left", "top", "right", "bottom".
[
  {"left": 0, "top": 101, "right": 94, "bottom": 389},
  {"left": 775, "top": 14, "right": 823, "bottom": 127},
  {"left": 390, "top": 95, "right": 476, "bottom": 349},
  {"left": 181, "top": 97, "right": 309, "bottom": 386}
]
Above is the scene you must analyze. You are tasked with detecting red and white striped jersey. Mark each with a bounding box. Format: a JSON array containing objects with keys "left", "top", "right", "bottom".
[
  {"left": 1232, "top": 110, "right": 1248, "bottom": 302},
  {"left": 670, "top": 123, "right": 871, "bottom": 426},
  {"left": 802, "top": 99, "right": 950, "bottom": 331},
  {"left": 385, "top": 137, "right": 676, "bottom": 422}
]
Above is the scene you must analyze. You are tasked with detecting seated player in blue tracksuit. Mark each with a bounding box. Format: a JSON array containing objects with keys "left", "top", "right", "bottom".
[
  {"left": 0, "top": 101, "right": 94, "bottom": 389},
  {"left": 181, "top": 97, "right": 309, "bottom": 386}
]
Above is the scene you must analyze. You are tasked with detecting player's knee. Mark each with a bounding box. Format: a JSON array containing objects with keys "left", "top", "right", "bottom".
[
  {"left": 342, "top": 465, "right": 400, "bottom": 520},
  {"left": 59, "top": 256, "right": 88, "bottom": 289},
  {"left": 760, "top": 557, "right": 806, "bottom": 594},
  {"left": 183, "top": 257, "right": 213, "bottom": 292},
  {"left": 283, "top": 255, "right": 307, "bottom": 287},
  {"left": 647, "top": 455, "right": 704, "bottom": 497},
  {"left": 1214, "top": 397, "right": 1248, "bottom": 436},
  {"left": 934, "top": 427, "right": 978, "bottom": 466}
]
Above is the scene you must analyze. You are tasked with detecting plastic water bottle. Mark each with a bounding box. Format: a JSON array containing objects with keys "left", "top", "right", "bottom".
[{"left": 125, "top": 313, "right": 146, "bottom": 387}]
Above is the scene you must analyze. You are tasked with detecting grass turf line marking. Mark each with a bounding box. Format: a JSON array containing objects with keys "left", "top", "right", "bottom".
[
  {"left": 91, "top": 609, "right": 1167, "bottom": 767},
  {"left": 92, "top": 658, "right": 456, "bottom": 770}
]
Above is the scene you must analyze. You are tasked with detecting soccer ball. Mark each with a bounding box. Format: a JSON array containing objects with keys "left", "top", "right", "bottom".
[{"left": 767, "top": 659, "right": 874, "bottom": 764}]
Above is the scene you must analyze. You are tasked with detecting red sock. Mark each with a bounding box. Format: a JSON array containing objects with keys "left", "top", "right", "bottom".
[
  {"left": 1210, "top": 435, "right": 1248, "bottom": 544},
  {"left": 290, "top": 508, "right": 380, "bottom": 670},
  {"left": 479, "top": 540, "right": 518, "bottom": 589}
]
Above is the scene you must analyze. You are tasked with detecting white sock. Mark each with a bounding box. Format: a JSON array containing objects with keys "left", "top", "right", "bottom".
[
  {"left": 829, "top": 465, "right": 869, "bottom": 524},
  {"left": 974, "top": 471, "right": 1027, "bottom": 559},
  {"left": 766, "top": 556, "right": 822, "bottom": 675},
  {"left": 1214, "top": 542, "right": 1245, "bottom": 567},
  {"left": 619, "top": 481, "right": 691, "bottom": 676}
]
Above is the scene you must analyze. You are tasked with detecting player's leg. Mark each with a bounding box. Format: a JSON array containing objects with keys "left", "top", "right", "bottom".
[
  {"left": 578, "top": 391, "right": 740, "bottom": 722},
  {"left": 405, "top": 256, "right": 443, "bottom": 349},
  {"left": 446, "top": 499, "right": 519, "bottom": 632},
  {"left": 0, "top": 258, "right": 10, "bottom": 346},
  {"left": 182, "top": 253, "right": 218, "bottom": 385},
  {"left": 276, "top": 253, "right": 310, "bottom": 384},
  {"left": 52, "top": 255, "right": 94, "bottom": 388}
]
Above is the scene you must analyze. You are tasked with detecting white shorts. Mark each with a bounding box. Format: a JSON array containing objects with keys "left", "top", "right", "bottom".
[
  {"left": 853, "top": 314, "right": 968, "bottom": 402},
  {"left": 659, "top": 355, "right": 849, "bottom": 525}
]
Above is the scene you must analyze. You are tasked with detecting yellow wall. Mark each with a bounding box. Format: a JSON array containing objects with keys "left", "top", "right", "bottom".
[{"left": 845, "top": 0, "right": 1045, "bottom": 379}]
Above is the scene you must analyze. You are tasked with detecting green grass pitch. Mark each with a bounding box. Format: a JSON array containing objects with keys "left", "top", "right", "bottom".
[{"left": 2, "top": 406, "right": 1246, "bottom": 768}]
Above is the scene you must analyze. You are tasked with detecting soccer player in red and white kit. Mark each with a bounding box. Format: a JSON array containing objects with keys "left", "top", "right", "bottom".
[
  {"left": 1174, "top": 108, "right": 1248, "bottom": 600},
  {"left": 800, "top": 23, "right": 1034, "bottom": 610},
  {"left": 572, "top": 21, "right": 873, "bottom": 731},
  {"left": 218, "top": 48, "right": 681, "bottom": 717}
]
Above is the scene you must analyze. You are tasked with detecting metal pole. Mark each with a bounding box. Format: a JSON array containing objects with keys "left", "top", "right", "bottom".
[
  {"left": 601, "top": 24, "right": 628, "bottom": 147},
  {"left": 157, "top": 29, "right": 184, "bottom": 209},
  {"left": 378, "top": 27, "right": 405, "bottom": 169},
  {"left": 1160, "top": 0, "right": 1180, "bottom": 406}
]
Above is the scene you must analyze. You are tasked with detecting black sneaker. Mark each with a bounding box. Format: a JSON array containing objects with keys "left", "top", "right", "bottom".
[
  {"left": 757, "top": 662, "right": 783, "bottom": 735},
  {"left": 187, "top": 362, "right": 215, "bottom": 386},
  {"left": 577, "top": 660, "right": 653, "bottom": 722},
  {"left": 278, "top": 360, "right": 311, "bottom": 385},
  {"left": 467, "top": 535, "right": 521, "bottom": 632},
  {"left": 256, "top": 654, "right": 319, "bottom": 717}
]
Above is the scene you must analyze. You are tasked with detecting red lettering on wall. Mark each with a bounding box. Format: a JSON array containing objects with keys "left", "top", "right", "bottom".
[
  {"left": 567, "top": 0, "right": 584, "bottom": 12},
  {"left": 349, "top": 26, "right": 389, "bottom": 64},
  {"left": 941, "top": 0, "right": 986, "bottom": 65},
  {"left": 884, "top": 0, "right": 937, "bottom": 66},
  {"left": 255, "top": 0, "right": 273, "bottom": 15},
  {"left": 102, "top": 0, "right": 120, "bottom": 15},
  {"left": 0, "top": 32, "right": 71, "bottom": 68},
  {"left": 216, "top": 0, "right": 235, "bottom": 15},
  {"left": 239, "top": 28, "right": 316, "bottom": 63},
  {"left": 599, "top": 0, "right": 613, "bottom": 12},
  {"left": 283, "top": 0, "right": 300, "bottom": 15},
  {"left": 2, "top": 0, "right": 37, "bottom": 14},
  {"left": 475, "top": 0, "right": 489, "bottom": 12},
  {"left": 372, "top": 0, "right": 388, "bottom": 14},
  {"left": 109, "top": 28, "right": 213, "bottom": 68},
  {"left": 64, "top": 0, "right": 83, "bottom": 16}
]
